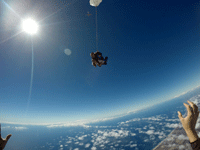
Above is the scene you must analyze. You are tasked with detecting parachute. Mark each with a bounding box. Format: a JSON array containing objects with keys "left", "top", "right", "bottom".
[{"left": 89, "top": 0, "right": 102, "bottom": 7}]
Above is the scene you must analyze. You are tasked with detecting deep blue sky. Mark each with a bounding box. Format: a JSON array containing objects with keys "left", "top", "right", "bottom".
[{"left": 1, "top": 0, "right": 200, "bottom": 125}]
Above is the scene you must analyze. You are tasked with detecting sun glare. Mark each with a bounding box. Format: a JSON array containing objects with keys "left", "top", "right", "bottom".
[{"left": 22, "top": 19, "right": 38, "bottom": 35}]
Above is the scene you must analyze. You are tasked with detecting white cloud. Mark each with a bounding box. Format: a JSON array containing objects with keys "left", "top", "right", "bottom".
[
  {"left": 66, "top": 141, "right": 72, "bottom": 144},
  {"left": 74, "top": 148, "right": 79, "bottom": 150},
  {"left": 165, "top": 123, "right": 182, "bottom": 128},
  {"left": 102, "top": 129, "right": 129, "bottom": 138},
  {"left": 131, "top": 133, "right": 136, "bottom": 136},
  {"left": 179, "top": 145, "right": 185, "bottom": 149},
  {"left": 91, "top": 147, "right": 97, "bottom": 150},
  {"left": 2, "top": 126, "right": 10, "bottom": 129},
  {"left": 158, "top": 135, "right": 165, "bottom": 139},
  {"left": 165, "top": 119, "right": 179, "bottom": 122},
  {"left": 14, "top": 127, "right": 28, "bottom": 130},
  {"left": 130, "top": 144, "right": 137, "bottom": 148},
  {"left": 195, "top": 123, "right": 200, "bottom": 129},
  {"left": 146, "top": 130, "right": 154, "bottom": 135},
  {"left": 78, "top": 135, "right": 87, "bottom": 140},
  {"left": 142, "top": 116, "right": 161, "bottom": 121},
  {"left": 115, "top": 144, "right": 119, "bottom": 147},
  {"left": 177, "top": 134, "right": 188, "bottom": 140},
  {"left": 150, "top": 135, "right": 155, "bottom": 140},
  {"left": 149, "top": 126, "right": 155, "bottom": 130},
  {"left": 100, "top": 144, "right": 104, "bottom": 147},
  {"left": 85, "top": 143, "right": 90, "bottom": 148}
]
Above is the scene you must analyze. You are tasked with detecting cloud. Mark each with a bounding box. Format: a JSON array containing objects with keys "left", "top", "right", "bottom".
[
  {"left": 165, "top": 119, "right": 179, "bottom": 122},
  {"left": 130, "top": 144, "right": 137, "bottom": 148},
  {"left": 131, "top": 133, "right": 136, "bottom": 136},
  {"left": 142, "top": 116, "right": 161, "bottom": 121},
  {"left": 14, "top": 127, "right": 28, "bottom": 130},
  {"left": 91, "top": 147, "right": 97, "bottom": 150},
  {"left": 165, "top": 123, "right": 182, "bottom": 128},
  {"left": 195, "top": 122, "right": 200, "bottom": 129},
  {"left": 2, "top": 126, "right": 10, "bottom": 129},
  {"left": 149, "top": 126, "right": 155, "bottom": 130},
  {"left": 85, "top": 143, "right": 90, "bottom": 148},
  {"left": 99, "top": 144, "right": 104, "bottom": 147},
  {"left": 177, "top": 134, "right": 188, "bottom": 140},
  {"left": 115, "top": 144, "right": 119, "bottom": 147},
  {"left": 78, "top": 135, "right": 87, "bottom": 140},
  {"left": 146, "top": 130, "right": 154, "bottom": 135},
  {"left": 66, "top": 141, "right": 72, "bottom": 144},
  {"left": 102, "top": 129, "right": 129, "bottom": 138},
  {"left": 179, "top": 145, "right": 186, "bottom": 149}
]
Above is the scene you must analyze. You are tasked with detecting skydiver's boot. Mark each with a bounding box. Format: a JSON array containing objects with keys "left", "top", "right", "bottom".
[
  {"left": 97, "top": 63, "right": 102, "bottom": 67},
  {"left": 104, "top": 57, "right": 108, "bottom": 65},
  {"left": 105, "top": 57, "right": 108, "bottom": 61}
]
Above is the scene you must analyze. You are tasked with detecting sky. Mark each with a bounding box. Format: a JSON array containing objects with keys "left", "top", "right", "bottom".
[{"left": 1, "top": 0, "right": 200, "bottom": 125}]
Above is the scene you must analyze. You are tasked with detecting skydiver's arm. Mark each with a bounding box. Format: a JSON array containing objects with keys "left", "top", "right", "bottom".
[{"left": 96, "top": 52, "right": 102, "bottom": 56}]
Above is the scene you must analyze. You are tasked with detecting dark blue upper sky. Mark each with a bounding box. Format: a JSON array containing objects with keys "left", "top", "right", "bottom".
[{"left": 1, "top": 0, "right": 200, "bottom": 125}]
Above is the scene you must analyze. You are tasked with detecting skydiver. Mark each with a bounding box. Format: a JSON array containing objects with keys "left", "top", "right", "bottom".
[
  {"left": 90, "top": 52, "right": 101, "bottom": 67},
  {"left": 90, "top": 50, "right": 108, "bottom": 67},
  {"left": 87, "top": 11, "right": 92, "bottom": 17}
]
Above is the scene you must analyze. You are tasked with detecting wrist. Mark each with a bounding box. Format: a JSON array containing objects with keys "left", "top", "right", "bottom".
[{"left": 185, "top": 129, "right": 199, "bottom": 143}]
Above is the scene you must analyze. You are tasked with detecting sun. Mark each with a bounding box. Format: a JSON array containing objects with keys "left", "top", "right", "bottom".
[{"left": 22, "top": 19, "right": 38, "bottom": 35}]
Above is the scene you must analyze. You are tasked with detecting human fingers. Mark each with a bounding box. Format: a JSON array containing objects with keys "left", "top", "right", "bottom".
[
  {"left": 178, "top": 111, "right": 183, "bottom": 120},
  {"left": 184, "top": 103, "right": 192, "bottom": 117},
  {"left": 187, "top": 100, "right": 199, "bottom": 114},
  {"left": 6, "top": 134, "right": 12, "bottom": 141}
]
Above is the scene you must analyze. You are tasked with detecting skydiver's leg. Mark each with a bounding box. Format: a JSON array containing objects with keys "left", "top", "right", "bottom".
[
  {"left": 92, "top": 59, "right": 97, "bottom": 67},
  {"left": 92, "top": 62, "right": 96, "bottom": 67},
  {"left": 93, "top": 59, "right": 102, "bottom": 67},
  {"left": 98, "top": 64, "right": 102, "bottom": 67},
  {"left": 96, "top": 62, "right": 102, "bottom": 67}
]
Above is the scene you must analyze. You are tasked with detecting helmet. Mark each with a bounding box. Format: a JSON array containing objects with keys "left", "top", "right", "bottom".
[{"left": 90, "top": 52, "right": 94, "bottom": 57}]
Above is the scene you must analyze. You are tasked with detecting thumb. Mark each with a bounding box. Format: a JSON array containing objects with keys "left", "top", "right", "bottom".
[
  {"left": 178, "top": 111, "right": 183, "bottom": 119},
  {"left": 6, "top": 134, "right": 12, "bottom": 141}
]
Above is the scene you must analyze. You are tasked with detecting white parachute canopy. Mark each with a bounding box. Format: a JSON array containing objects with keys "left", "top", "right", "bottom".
[{"left": 90, "top": 0, "right": 102, "bottom": 7}]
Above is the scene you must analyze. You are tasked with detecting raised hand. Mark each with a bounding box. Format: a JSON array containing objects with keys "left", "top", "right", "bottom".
[
  {"left": 0, "top": 134, "right": 12, "bottom": 150},
  {"left": 178, "top": 100, "right": 199, "bottom": 132}
]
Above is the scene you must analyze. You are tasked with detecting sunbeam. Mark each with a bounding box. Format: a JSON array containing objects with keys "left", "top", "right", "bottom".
[
  {"left": 0, "top": 31, "right": 23, "bottom": 45},
  {"left": 40, "top": 17, "right": 87, "bottom": 27},
  {"left": 2, "top": 0, "right": 21, "bottom": 18},
  {"left": 39, "top": 7, "right": 63, "bottom": 23}
]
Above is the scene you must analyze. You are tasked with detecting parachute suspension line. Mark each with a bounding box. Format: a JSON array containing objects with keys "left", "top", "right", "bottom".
[{"left": 95, "top": 6, "right": 98, "bottom": 51}]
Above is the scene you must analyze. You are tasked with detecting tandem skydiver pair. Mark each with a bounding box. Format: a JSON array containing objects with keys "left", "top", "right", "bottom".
[{"left": 90, "top": 50, "right": 108, "bottom": 67}]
